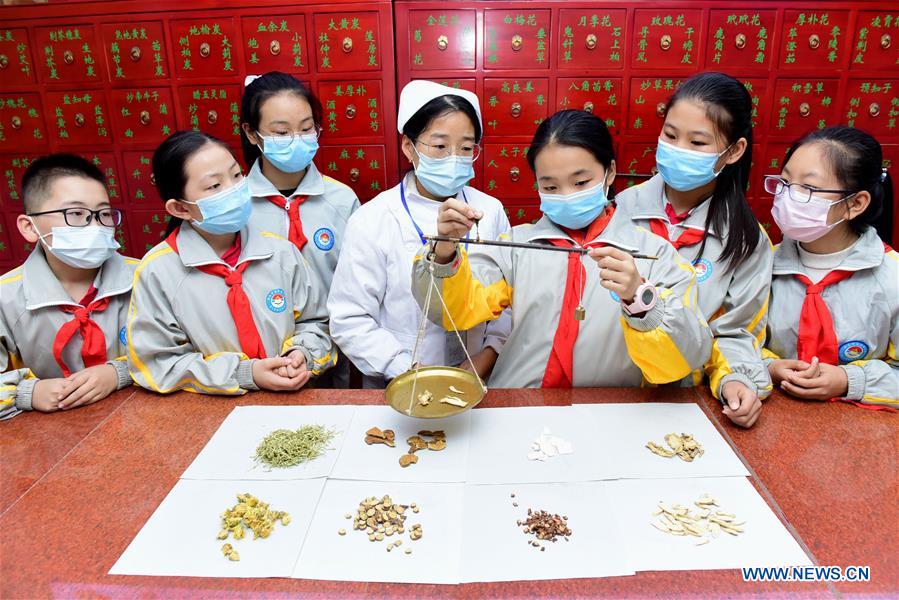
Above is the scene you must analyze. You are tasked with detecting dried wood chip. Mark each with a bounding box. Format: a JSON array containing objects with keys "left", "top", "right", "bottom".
[
  {"left": 646, "top": 433, "right": 704, "bottom": 462},
  {"left": 650, "top": 494, "right": 744, "bottom": 546},
  {"left": 439, "top": 396, "right": 468, "bottom": 407},
  {"left": 399, "top": 453, "right": 419, "bottom": 468}
]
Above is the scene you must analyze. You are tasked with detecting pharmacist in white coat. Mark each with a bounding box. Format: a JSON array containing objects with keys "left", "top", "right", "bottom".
[{"left": 328, "top": 80, "right": 511, "bottom": 388}]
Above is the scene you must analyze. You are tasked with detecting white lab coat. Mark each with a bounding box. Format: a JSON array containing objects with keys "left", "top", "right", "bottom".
[{"left": 328, "top": 172, "right": 511, "bottom": 387}]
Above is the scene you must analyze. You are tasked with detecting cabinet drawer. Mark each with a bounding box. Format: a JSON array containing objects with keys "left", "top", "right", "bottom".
[
  {"left": 483, "top": 78, "right": 549, "bottom": 136},
  {"left": 706, "top": 10, "right": 775, "bottom": 70},
  {"left": 0, "top": 28, "right": 36, "bottom": 86},
  {"left": 484, "top": 9, "right": 551, "bottom": 69},
  {"left": 318, "top": 144, "right": 386, "bottom": 203},
  {"left": 175, "top": 85, "right": 241, "bottom": 142},
  {"left": 626, "top": 78, "right": 684, "bottom": 134},
  {"left": 778, "top": 10, "right": 849, "bottom": 70},
  {"left": 844, "top": 79, "right": 898, "bottom": 140},
  {"left": 0, "top": 93, "right": 48, "bottom": 151},
  {"left": 408, "top": 9, "right": 475, "bottom": 71},
  {"left": 109, "top": 88, "right": 175, "bottom": 147},
  {"left": 45, "top": 91, "right": 111, "bottom": 147},
  {"left": 631, "top": 10, "right": 702, "bottom": 70},
  {"left": 170, "top": 18, "right": 237, "bottom": 79},
  {"left": 241, "top": 16, "right": 309, "bottom": 75},
  {"left": 312, "top": 12, "right": 381, "bottom": 72},
  {"left": 557, "top": 9, "right": 625, "bottom": 71},
  {"left": 100, "top": 22, "right": 168, "bottom": 82},
  {"left": 122, "top": 151, "right": 160, "bottom": 204},
  {"left": 483, "top": 144, "right": 535, "bottom": 200},
  {"left": 556, "top": 78, "right": 622, "bottom": 134},
  {"left": 318, "top": 80, "right": 384, "bottom": 139},
  {"left": 772, "top": 79, "right": 840, "bottom": 134},
  {"left": 34, "top": 24, "right": 106, "bottom": 84},
  {"left": 851, "top": 12, "right": 899, "bottom": 71}
]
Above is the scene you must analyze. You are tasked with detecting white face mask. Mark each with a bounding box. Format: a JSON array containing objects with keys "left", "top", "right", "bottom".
[{"left": 31, "top": 220, "right": 120, "bottom": 269}]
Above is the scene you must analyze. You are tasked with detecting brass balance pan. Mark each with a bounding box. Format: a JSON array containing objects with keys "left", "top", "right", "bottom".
[{"left": 385, "top": 366, "right": 486, "bottom": 418}]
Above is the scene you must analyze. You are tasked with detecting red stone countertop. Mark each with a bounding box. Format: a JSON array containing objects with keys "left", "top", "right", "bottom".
[{"left": 1, "top": 386, "right": 895, "bottom": 598}]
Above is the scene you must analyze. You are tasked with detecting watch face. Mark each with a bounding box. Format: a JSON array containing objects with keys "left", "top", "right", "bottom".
[{"left": 641, "top": 287, "right": 655, "bottom": 304}]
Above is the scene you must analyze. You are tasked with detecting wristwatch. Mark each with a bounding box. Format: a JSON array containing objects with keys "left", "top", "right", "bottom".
[{"left": 622, "top": 281, "right": 658, "bottom": 315}]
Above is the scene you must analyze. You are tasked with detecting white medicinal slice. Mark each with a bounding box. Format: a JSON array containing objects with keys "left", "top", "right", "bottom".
[{"left": 527, "top": 427, "right": 574, "bottom": 461}]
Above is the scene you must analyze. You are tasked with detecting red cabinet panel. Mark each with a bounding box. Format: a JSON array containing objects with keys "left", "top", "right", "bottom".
[
  {"left": 779, "top": 10, "right": 850, "bottom": 69},
  {"left": 170, "top": 18, "right": 237, "bottom": 79},
  {"left": 122, "top": 151, "right": 160, "bottom": 205},
  {"left": 176, "top": 85, "right": 241, "bottom": 142},
  {"left": 318, "top": 80, "right": 384, "bottom": 139},
  {"left": 408, "top": 10, "right": 476, "bottom": 71},
  {"left": 632, "top": 10, "right": 703, "bottom": 70},
  {"left": 706, "top": 10, "right": 775, "bottom": 70},
  {"left": 741, "top": 78, "right": 769, "bottom": 130},
  {"left": 44, "top": 91, "right": 111, "bottom": 147},
  {"left": 772, "top": 79, "right": 841, "bottom": 134},
  {"left": 317, "top": 144, "right": 386, "bottom": 202},
  {"left": 626, "top": 77, "right": 685, "bottom": 134},
  {"left": 482, "top": 143, "right": 535, "bottom": 199},
  {"left": 844, "top": 79, "right": 898, "bottom": 140},
  {"left": 556, "top": 78, "right": 622, "bottom": 134},
  {"left": 312, "top": 12, "right": 381, "bottom": 72},
  {"left": 82, "top": 152, "right": 123, "bottom": 205},
  {"left": 0, "top": 154, "right": 37, "bottom": 207},
  {"left": 100, "top": 22, "right": 168, "bottom": 82},
  {"left": 0, "top": 214, "right": 14, "bottom": 268},
  {"left": 503, "top": 203, "right": 542, "bottom": 227},
  {"left": 483, "top": 78, "right": 549, "bottom": 135},
  {"left": 129, "top": 208, "right": 172, "bottom": 254},
  {"left": 851, "top": 12, "right": 899, "bottom": 71},
  {"left": 617, "top": 141, "right": 658, "bottom": 191},
  {"left": 557, "top": 9, "right": 625, "bottom": 70},
  {"left": 0, "top": 93, "right": 48, "bottom": 151},
  {"left": 0, "top": 28, "right": 36, "bottom": 87},
  {"left": 484, "top": 9, "right": 551, "bottom": 69},
  {"left": 241, "top": 16, "right": 309, "bottom": 75},
  {"left": 34, "top": 24, "right": 106, "bottom": 84},
  {"left": 109, "top": 88, "right": 176, "bottom": 147}
]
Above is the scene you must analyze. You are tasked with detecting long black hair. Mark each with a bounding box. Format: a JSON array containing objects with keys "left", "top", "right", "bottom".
[
  {"left": 666, "top": 71, "right": 760, "bottom": 271},
  {"left": 402, "top": 94, "right": 482, "bottom": 144},
  {"left": 240, "top": 72, "right": 322, "bottom": 168},
  {"left": 527, "top": 109, "right": 616, "bottom": 196},
  {"left": 783, "top": 126, "right": 894, "bottom": 244},
  {"left": 153, "top": 130, "right": 230, "bottom": 237}
]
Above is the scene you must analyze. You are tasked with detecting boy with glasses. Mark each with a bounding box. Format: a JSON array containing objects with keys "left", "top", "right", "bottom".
[{"left": 1, "top": 154, "right": 136, "bottom": 418}]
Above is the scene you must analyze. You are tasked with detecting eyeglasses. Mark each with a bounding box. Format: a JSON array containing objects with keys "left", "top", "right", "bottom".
[
  {"left": 763, "top": 175, "right": 854, "bottom": 204},
  {"left": 258, "top": 125, "right": 322, "bottom": 147},
  {"left": 415, "top": 139, "right": 482, "bottom": 161},
  {"left": 27, "top": 207, "right": 123, "bottom": 227}
]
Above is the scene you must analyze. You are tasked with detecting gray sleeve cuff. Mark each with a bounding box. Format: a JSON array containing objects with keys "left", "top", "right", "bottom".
[
  {"left": 384, "top": 351, "right": 413, "bottom": 381},
  {"left": 621, "top": 296, "right": 666, "bottom": 332},
  {"left": 840, "top": 364, "right": 865, "bottom": 401},
  {"left": 15, "top": 377, "right": 36, "bottom": 411},
  {"left": 717, "top": 372, "right": 758, "bottom": 403},
  {"left": 237, "top": 359, "right": 259, "bottom": 391},
  {"left": 108, "top": 360, "right": 133, "bottom": 390},
  {"left": 424, "top": 247, "right": 463, "bottom": 278}
]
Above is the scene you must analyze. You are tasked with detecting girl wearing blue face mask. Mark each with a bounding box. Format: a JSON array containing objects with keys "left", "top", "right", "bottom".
[
  {"left": 126, "top": 131, "right": 336, "bottom": 396},
  {"left": 240, "top": 72, "right": 360, "bottom": 388},
  {"left": 615, "top": 72, "right": 774, "bottom": 428},
  {"left": 328, "top": 80, "right": 511, "bottom": 388},
  {"left": 413, "top": 110, "right": 711, "bottom": 389}
]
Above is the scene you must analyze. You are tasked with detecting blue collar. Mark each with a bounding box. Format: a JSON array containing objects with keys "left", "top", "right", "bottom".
[{"left": 399, "top": 181, "right": 469, "bottom": 249}]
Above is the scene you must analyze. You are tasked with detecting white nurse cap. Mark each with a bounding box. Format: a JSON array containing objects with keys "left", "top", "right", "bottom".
[{"left": 396, "top": 80, "right": 482, "bottom": 134}]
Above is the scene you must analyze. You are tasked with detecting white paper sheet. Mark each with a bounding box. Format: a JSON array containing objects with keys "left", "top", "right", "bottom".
[
  {"left": 109, "top": 478, "right": 326, "bottom": 578},
  {"left": 465, "top": 406, "right": 616, "bottom": 483},
  {"left": 604, "top": 477, "right": 812, "bottom": 572},
  {"left": 292, "top": 479, "right": 464, "bottom": 584},
  {"left": 330, "top": 405, "right": 471, "bottom": 483},
  {"left": 579, "top": 403, "right": 750, "bottom": 479},
  {"left": 181, "top": 405, "right": 356, "bottom": 481},
  {"left": 460, "top": 482, "right": 635, "bottom": 582}
]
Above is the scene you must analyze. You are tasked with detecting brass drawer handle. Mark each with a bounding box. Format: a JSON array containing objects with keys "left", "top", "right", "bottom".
[
  {"left": 808, "top": 34, "right": 820, "bottom": 50},
  {"left": 583, "top": 101, "right": 594, "bottom": 113},
  {"left": 11, "top": 115, "right": 22, "bottom": 129},
  {"left": 869, "top": 102, "right": 880, "bottom": 118},
  {"left": 342, "top": 37, "right": 353, "bottom": 53},
  {"left": 510, "top": 166, "right": 520, "bottom": 182},
  {"left": 199, "top": 42, "right": 211, "bottom": 58},
  {"left": 207, "top": 109, "right": 218, "bottom": 124},
  {"left": 735, "top": 33, "right": 747, "bottom": 49},
  {"left": 510, "top": 102, "right": 521, "bottom": 117},
  {"left": 74, "top": 112, "right": 85, "bottom": 127},
  {"left": 799, "top": 102, "right": 811, "bottom": 117},
  {"left": 346, "top": 104, "right": 357, "bottom": 119},
  {"left": 270, "top": 40, "right": 281, "bottom": 56},
  {"left": 511, "top": 34, "right": 523, "bottom": 51},
  {"left": 140, "top": 110, "right": 151, "bottom": 125},
  {"left": 63, "top": 50, "right": 75, "bottom": 65},
  {"left": 660, "top": 34, "right": 672, "bottom": 51},
  {"left": 881, "top": 34, "right": 891, "bottom": 50},
  {"left": 130, "top": 46, "right": 141, "bottom": 61},
  {"left": 437, "top": 35, "right": 448, "bottom": 51},
  {"left": 656, "top": 102, "right": 667, "bottom": 118},
  {"left": 0, "top": 55, "right": 8, "bottom": 69},
  {"left": 349, "top": 167, "right": 360, "bottom": 182},
  {"left": 585, "top": 34, "right": 597, "bottom": 50}
]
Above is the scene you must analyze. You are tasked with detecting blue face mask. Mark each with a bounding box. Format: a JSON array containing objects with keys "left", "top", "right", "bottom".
[
  {"left": 413, "top": 148, "right": 475, "bottom": 198},
  {"left": 260, "top": 133, "right": 319, "bottom": 173},
  {"left": 184, "top": 178, "right": 252, "bottom": 235},
  {"left": 539, "top": 180, "right": 611, "bottom": 230},
  {"left": 655, "top": 138, "right": 732, "bottom": 192}
]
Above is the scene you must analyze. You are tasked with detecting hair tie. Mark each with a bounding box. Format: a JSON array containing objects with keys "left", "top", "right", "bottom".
[{"left": 882, "top": 167, "right": 888, "bottom": 183}]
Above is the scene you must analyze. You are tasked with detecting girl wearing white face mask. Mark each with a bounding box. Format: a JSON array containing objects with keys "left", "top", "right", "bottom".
[
  {"left": 1, "top": 154, "right": 137, "bottom": 418},
  {"left": 615, "top": 72, "right": 774, "bottom": 429},
  {"left": 328, "top": 80, "right": 511, "bottom": 388},
  {"left": 126, "top": 131, "right": 336, "bottom": 396},
  {"left": 764, "top": 126, "right": 898, "bottom": 409},
  {"left": 413, "top": 110, "right": 711, "bottom": 389},
  {"left": 240, "top": 72, "right": 360, "bottom": 388}
]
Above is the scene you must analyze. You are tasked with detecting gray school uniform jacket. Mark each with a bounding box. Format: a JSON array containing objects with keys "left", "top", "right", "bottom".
[
  {"left": 764, "top": 228, "right": 899, "bottom": 406},
  {"left": 1, "top": 248, "right": 136, "bottom": 419},
  {"left": 126, "top": 223, "right": 335, "bottom": 395},
  {"left": 615, "top": 175, "right": 774, "bottom": 401},
  {"left": 246, "top": 160, "right": 359, "bottom": 292},
  {"left": 411, "top": 209, "right": 713, "bottom": 388}
]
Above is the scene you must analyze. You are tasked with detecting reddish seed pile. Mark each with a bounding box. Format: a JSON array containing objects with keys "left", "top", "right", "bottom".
[{"left": 517, "top": 507, "right": 572, "bottom": 551}]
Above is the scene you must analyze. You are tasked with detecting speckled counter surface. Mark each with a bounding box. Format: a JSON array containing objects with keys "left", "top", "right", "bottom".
[{"left": 1, "top": 386, "right": 895, "bottom": 598}]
